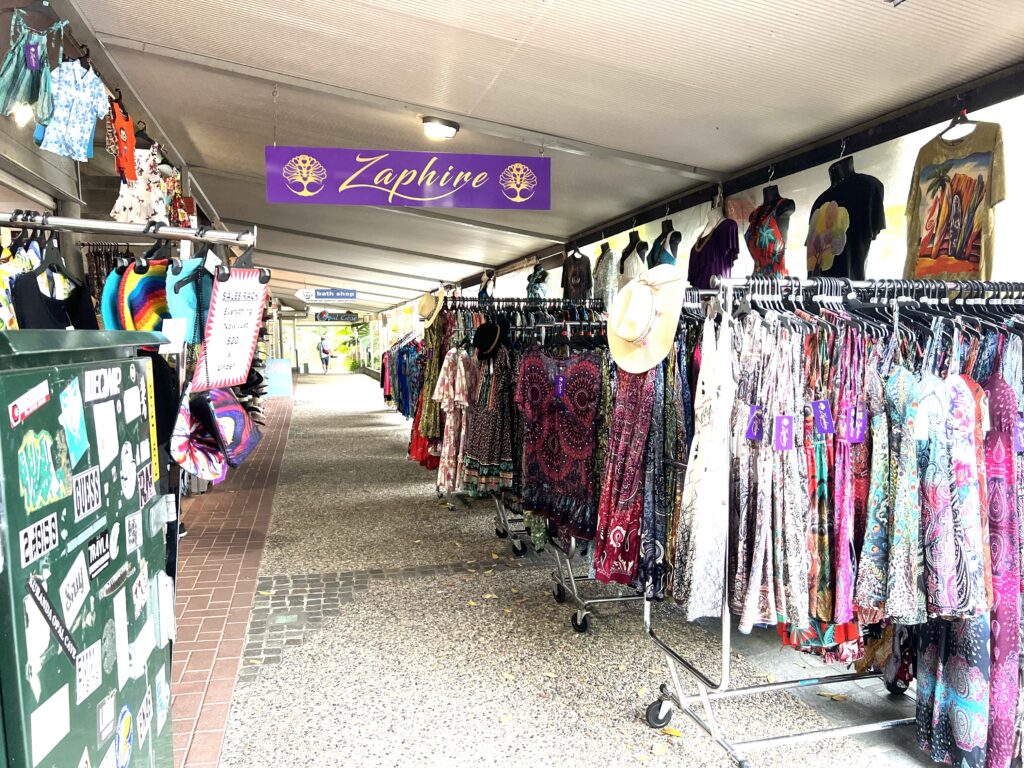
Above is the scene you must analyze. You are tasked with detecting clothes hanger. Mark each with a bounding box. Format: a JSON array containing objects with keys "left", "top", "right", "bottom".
[
  {"left": 29, "top": 215, "right": 83, "bottom": 288},
  {"left": 938, "top": 101, "right": 979, "bottom": 141}
]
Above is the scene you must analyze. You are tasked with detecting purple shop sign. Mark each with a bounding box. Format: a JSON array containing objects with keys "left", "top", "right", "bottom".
[{"left": 265, "top": 146, "right": 551, "bottom": 210}]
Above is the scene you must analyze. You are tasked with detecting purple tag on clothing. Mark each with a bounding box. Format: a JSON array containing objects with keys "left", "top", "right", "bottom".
[
  {"left": 774, "top": 415, "right": 795, "bottom": 451},
  {"left": 1014, "top": 415, "right": 1024, "bottom": 453},
  {"left": 810, "top": 399, "right": 834, "bottom": 435},
  {"left": 745, "top": 405, "right": 764, "bottom": 441},
  {"left": 554, "top": 375, "right": 566, "bottom": 399},
  {"left": 23, "top": 42, "right": 39, "bottom": 71},
  {"left": 844, "top": 406, "right": 868, "bottom": 444}
]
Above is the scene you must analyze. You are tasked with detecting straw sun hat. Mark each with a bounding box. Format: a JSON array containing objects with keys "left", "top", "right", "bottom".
[
  {"left": 607, "top": 264, "right": 686, "bottom": 374},
  {"left": 416, "top": 288, "right": 445, "bottom": 328}
]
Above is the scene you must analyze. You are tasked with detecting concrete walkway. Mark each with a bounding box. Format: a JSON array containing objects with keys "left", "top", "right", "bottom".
[{"left": 212, "top": 374, "right": 927, "bottom": 767}]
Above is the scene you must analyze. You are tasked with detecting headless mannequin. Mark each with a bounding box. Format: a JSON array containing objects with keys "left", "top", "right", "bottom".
[
  {"left": 760, "top": 184, "right": 796, "bottom": 241},
  {"left": 828, "top": 156, "right": 856, "bottom": 187},
  {"left": 620, "top": 231, "right": 641, "bottom": 274},
  {"left": 701, "top": 195, "right": 725, "bottom": 238},
  {"left": 649, "top": 219, "right": 678, "bottom": 267}
]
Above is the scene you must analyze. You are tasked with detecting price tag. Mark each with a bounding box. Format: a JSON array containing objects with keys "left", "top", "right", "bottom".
[
  {"left": 810, "top": 399, "right": 834, "bottom": 435},
  {"left": 24, "top": 43, "right": 39, "bottom": 71},
  {"left": 554, "top": 375, "right": 566, "bottom": 400},
  {"left": 745, "top": 405, "right": 764, "bottom": 441},
  {"left": 774, "top": 414, "right": 795, "bottom": 451},
  {"left": 1014, "top": 415, "right": 1024, "bottom": 454},
  {"left": 844, "top": 406, "right": 868, "bottom": 444}
]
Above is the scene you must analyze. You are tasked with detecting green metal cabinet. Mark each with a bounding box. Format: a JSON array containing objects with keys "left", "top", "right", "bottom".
[{"left": 0, "top": 331, "right": 174, "bottom": 768}]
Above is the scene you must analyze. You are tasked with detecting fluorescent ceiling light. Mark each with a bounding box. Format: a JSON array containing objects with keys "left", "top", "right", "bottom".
[{"left": 422, "top": 116, "right": 459, "bottom": 141}]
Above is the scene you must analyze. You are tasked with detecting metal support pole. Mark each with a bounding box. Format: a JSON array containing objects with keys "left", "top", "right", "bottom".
[{"left": 0, "top": 211, "right": 257, "bottom": 246}]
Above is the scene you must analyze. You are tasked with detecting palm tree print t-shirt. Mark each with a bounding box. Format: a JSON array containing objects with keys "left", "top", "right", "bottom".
[
  {"left": 904, "top": 121, "right": 1005, "bottom": 281},
  {"left": 806, "top": 173, "right": 886, "bottom": 280}
]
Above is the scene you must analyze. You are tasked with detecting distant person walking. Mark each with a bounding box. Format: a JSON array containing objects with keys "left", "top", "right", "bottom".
[{"left": 317, "top": 336, "right": 332, "bottom": 374}]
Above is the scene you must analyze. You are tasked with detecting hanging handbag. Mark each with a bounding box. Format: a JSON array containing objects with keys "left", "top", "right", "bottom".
[
  {"left": 190, "top": 387, "right": 261, "bottom": 468},
  {"left": 166, "top": 256, "right": 214, "bottom": 343},
  {"left": 170, "top": 386, "right": 227, "bottom": 483}
]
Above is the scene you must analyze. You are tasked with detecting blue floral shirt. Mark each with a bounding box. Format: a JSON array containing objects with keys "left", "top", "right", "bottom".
[{"left": 39, "top": 62, "right": 107, "bottom": 161}]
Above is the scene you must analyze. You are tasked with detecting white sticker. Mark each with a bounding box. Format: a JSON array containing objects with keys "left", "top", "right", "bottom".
[
  {"left": 157, "top": 572, "right": 176, "bottom": 648},
  {"left": 87, "top": 529, "right": 111, "bottom": 579},
  {"left": 19, "top": 513, "right": 59, "bottom": 568},
  {"left": 30, "top": 684, "right": 70, "bottom": 767},
  {"left": 129, "top": 615, "right": 155, "bottom": 679},
  {"left": 125, "top": 512, "right": 142, "bottom": 554},
  {"left": 76, "top": 640, "right": 102, "bottom": 704},
  {"left": 83, "top": 367, "right": 122, "bottom": 403},
  {"left": 136, "top": 687, "right": 153, "bottom": 747},
  {"left": 137, "top": 439, "right": 150, "bottom": 468},
  {"left": 97, "top": 691, "right": 116, "bottom": 742},
  {"left": 92, "top": 400, "right": 118, "bottom": 471},
  {"left": 59, "top": 551, "right": 89, "bottom": 626},
  {"left": 155, "top": 665, "right": 169, "bottom": 734},
  {"left": 73, "top": 466, "right": 102, "bottom": 522},
  {"left": 113, "top": 589, "right": 129, "bottom": 690},
  {"left": 131, "top": 561, "right": 149, "bottom": 619},
  {"left": 109, "top": 522, "right": 121, "bottom": 561},
  {"left": 77, "top": 747, "right": 91, "bottom": 768},
  {"left": 122, "top": 386, "right": 142, "bottom": 425},
  {"left": 137, "top": 463, "right": 155, "bottom": 510},
  {"left": 158, "top": 318, "right": 188, "bottom": 355},
  {"left": 119, "top": 443, "right": 136, "bottom": 500},
  {"left": 24, "top": 595, "right": 50, "bottom": 699},
  {"left": 98, "top": 742, "right": 115, "bottom": 768},
  {"left": 10, "top": 380, "right": 51, "bottom": 428}
]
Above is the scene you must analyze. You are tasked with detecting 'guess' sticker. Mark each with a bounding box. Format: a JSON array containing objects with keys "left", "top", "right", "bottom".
[{"left": 745, "top": 405, "right": 764, "bottom": 441}]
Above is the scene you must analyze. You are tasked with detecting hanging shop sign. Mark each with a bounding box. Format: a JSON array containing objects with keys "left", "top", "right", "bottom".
[
  {"left": 191, "top": 269, "right": 270, "bottom": 393},
  {"left": 265, "top": 146, "right": 551, "bottom": 210},
  {"left": 295, "top": 288, "right": 357, "bottom": 303},
  {"left": 314, "top": 310, "right": 359, "bottom": 322}
]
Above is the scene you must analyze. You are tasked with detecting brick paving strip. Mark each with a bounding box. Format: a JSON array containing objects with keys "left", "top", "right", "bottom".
[{"left": 170, "top": 398, "right": 293, "bottom": 768}]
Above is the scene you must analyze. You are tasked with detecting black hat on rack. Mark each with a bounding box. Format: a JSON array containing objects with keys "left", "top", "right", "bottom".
[{"left": 473, "top": 321, "right": 502, "bottom": 360}]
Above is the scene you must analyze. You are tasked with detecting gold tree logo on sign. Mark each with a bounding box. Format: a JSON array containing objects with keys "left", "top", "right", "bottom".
[
  {"left": 282, "top": 154, "right": 328, "bottom": 197},
  {"left": 499, "top": 162, "right": 539, "bottom": 203}
]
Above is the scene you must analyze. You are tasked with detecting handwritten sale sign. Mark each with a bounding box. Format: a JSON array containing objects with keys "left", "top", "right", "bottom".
[
  {"left": 190, "top": 269, "right": 269, "bottom": 392},
  {"left": 265, "top": 146, "right": 551, "bottom": 209}
]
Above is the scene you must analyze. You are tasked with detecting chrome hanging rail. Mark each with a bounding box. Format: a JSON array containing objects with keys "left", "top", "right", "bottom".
[{"left": 0, "top": 210, "right": 257, "bottom": 247}]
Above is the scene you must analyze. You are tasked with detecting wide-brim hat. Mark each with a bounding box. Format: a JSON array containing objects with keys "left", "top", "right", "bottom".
[
  {"left": 417, "top": 288, "right": 445, "bottom": 328},
  {"left": 472, "top": 321, "right": 502, "bottom": 360},
  {"left": 608, "top": 264, "right": 686, "bottom": 373}
]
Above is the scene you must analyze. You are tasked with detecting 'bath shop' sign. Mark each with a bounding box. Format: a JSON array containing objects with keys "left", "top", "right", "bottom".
[{"left": 265, "top": 146, "right": 551, "bottom": 210}]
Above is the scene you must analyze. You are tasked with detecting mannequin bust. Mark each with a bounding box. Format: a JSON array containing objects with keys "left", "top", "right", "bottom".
[
  {"left": 760, "top": 185, "right": 796, "bottom": 241},
  {"left": 701, "top": 195, "right": 725, "bottom": 237},
  {"left": 620, "top": 231, "right": 641, "bottom": 273},
  {"left": 828, "top": 156, "right": 856, "bottom": 186}
]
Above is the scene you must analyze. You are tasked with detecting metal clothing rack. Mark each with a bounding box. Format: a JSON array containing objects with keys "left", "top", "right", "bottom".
[
  {"left": 550, "top": 534, "right": 644, "bottom": 633},
  {"left": 642, "top": 274, "right": 987, "bottom": 766}
]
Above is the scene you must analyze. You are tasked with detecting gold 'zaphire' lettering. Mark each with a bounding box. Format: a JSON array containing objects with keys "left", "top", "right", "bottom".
[{"left": 339, "top": 153, "right": 490, "bottom": 202}]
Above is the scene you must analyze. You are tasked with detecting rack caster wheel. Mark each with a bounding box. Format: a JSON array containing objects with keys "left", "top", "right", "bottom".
[
  {"left": 571, "top": 611, "right": 590, "bottom": 633},
  {"left": 645, "top": 699, "right": 673, "bottom": 728},
  {"left": 511, "top": 538, "right": 527, "bottom": 557},
  {"left": 553, "top": 584, "right": 567, "bottom": 603},
  {"left": 495, "top": 527, "right": 509, "bottom": 539},
  {"left": 885, "top": 677, "right": 909, "bottom": 696},
  {"left": 659, "top": 682, "right": 672, "bottom": 698}
]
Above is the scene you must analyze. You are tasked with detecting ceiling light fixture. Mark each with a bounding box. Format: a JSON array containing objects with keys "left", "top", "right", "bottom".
[{"left": 422, "top": 116, "right": 459, "bottom": 141}]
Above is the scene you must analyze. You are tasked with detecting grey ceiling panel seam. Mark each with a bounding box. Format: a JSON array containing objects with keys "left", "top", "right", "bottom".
[
  {"left": 93, "top": 33, "right": 723, "bottom": 181},
  {"left": 255, "top": 248, "right": 455, "bottom": 286}
]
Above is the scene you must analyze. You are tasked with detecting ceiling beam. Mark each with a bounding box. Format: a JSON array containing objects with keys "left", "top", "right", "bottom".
[
  {"left": 55, "top": 2, "right": 223, "bottom": 225},
  {"left": 95, "top": 34, "right": 723, "bottom": 183},
  {"left": 266, "top": 270, "right": 415, "bottom": 301},
  {"left": 256, "top": 248, "right": 445, "bottom": 288}
]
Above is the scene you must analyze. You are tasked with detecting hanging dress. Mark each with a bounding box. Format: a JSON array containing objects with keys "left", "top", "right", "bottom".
[
  {"left": 618, "top": 249, "right": 645, "bottom": 289},
  {"left": 0, "top": 10, "right": 67, "bottom": 123},
  {"left": 672, "top": 310, "right": 736, "bottom": 619},
  {"left": 592, "top": 248, "right": 617, "bottom": 311},
  {"left": 744, "top": 198, "right": 793, "bottom": 277}
]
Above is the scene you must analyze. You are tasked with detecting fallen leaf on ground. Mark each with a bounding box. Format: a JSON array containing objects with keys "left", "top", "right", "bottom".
[
  {"left": 637, "top": 687, "right": 649, "bottom": 697},
  {"left": 503, "top": 608, "right": 512, "bottom": 615},
  {"left": 465, "top": 560, "right": 476, "bottom": 564},
  {"left": 414, "top": 540, "right": 421, "bottom": 544},
  {"left": 543, "top": 590, "right": 552, "bottom": 596},
  {"left": 511, "top": 587, "right": 519, "bottom": 594},
  {"left": 483, "top": 593, "right": 498, "bottom": 599},
  {"left": 661, "top": 727, "right": 683, "bottom": 737},
  {"left": 467, "top": 600, "right": 478, "bottom": 607},
  {"left": 484, "top": 568, "right": 494, "bottom": 575},
  {"left": 648, "top": 668, "right": 662, "bottom": 675},
  {"left": 653, "top": 743, "right": 669, "bottom": 756},
  {"left": 499, "top": 714, "right": 513, "bottom": 724},
  {"left": 454, "top": 542, "right": 462, "bottom": 548},
  {"left": 501, "top": 672, "right": 514, "bottom": 681},
  {"left": 617, "top": 664, "right": 626, "bottom": 672},
  {"left": 830, "top": 693, "right": 849, "bottom": 701},
  {"left": 543, "top": 671, "right": 558, "bottom": 679},
  {"left": 258, "top": 591, "right": 272, "bottom": 596},
  {"left": 636, "top": 754, "right": 650, "bottom": 763},
  {"left": 491, "top": 553, "right": 500, "bottom": 560}
]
